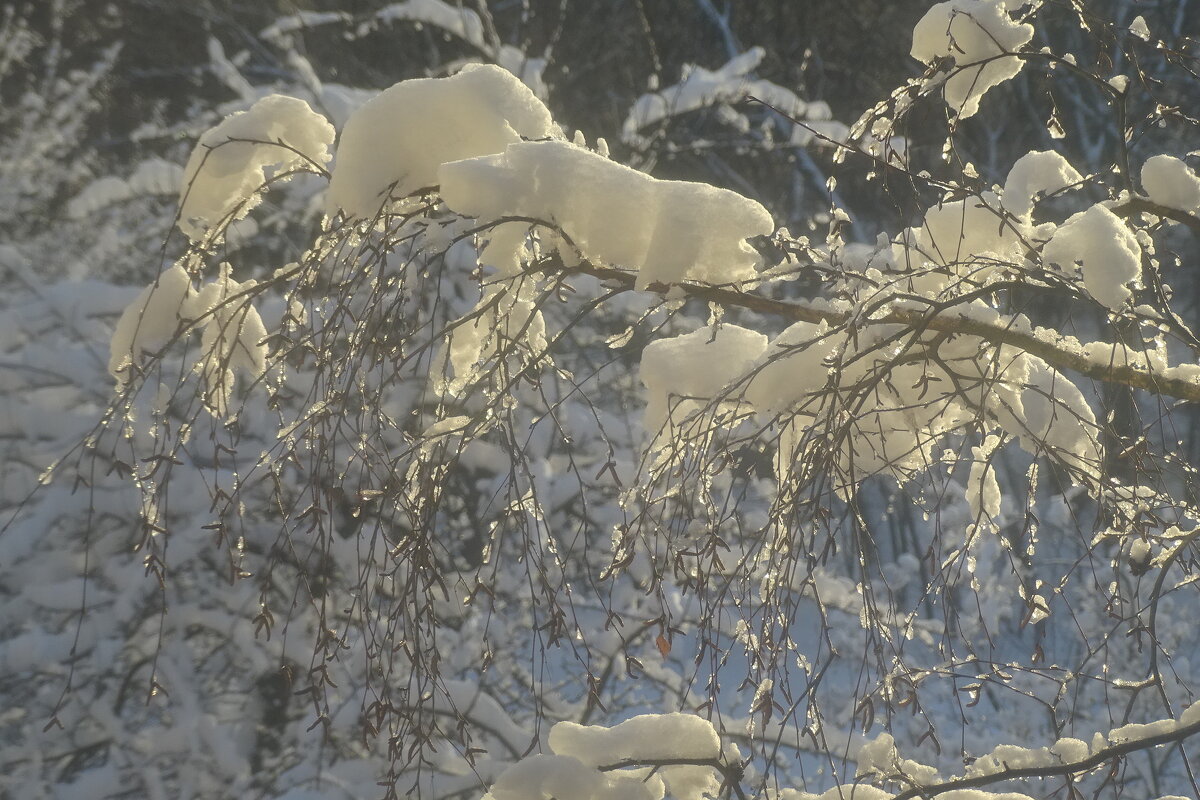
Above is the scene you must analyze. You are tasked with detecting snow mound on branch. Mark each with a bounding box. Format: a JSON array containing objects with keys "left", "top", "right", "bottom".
[
  {"left": 1009, "top": 356, "right": 1102, "bottom": 475},
  {"left": 108, "top": 264, "right": 269, "bottom": 417},
  {"left": 1003, "top": 150, "right": 1083, "bottom": 218},
  {"left": 109, "top": 264, "right": 195, "bottom": 385},
  {"left": 189, "top": 269, "right": 270, "bottom": 419},
  {"left": 744, "top": 320, "right": 836, "bottom": 417},
  {"left": 1042, "top": 203, "right": 1141, "bottom": 310},
  {"left": 911, "top": 193, "right": 1023, "bottom": 264},
  {"left": 326, "top": 64, "right": 558, "bottom": 219},
  {"left": 781, "top": 784, "right": 892, "bottom": 800},
  {"left": 911, "top": 0, "right": 1034, "bottom": 118},
  {"left": 621, "top": 47, "right": 855, "bottom": 152},
  {"left": 375, "top": 0, "right": 488, "bottom": 49},
  {"left": 549, "top": 713, "right": 721, "bottom": 765},
  {"left": 639, "top": 324, "right": 767, "bottom": 434},
  {"left": 966, "top": 434, "right": 1002, "bottom": 525},
  {"left": 482, "top": 754, "right": 664, "bottom": 800},
  {"left": 1141, "top": 154, "right": 1200, "bottom": 214},
  {"left": 68, "top": 159, "right": 184, "bottom": 219},
  {"left": 536, "top": 714, "right": 722, "bottom": 800},
  {"left": 892, "top": 192, "right": 1026, "bottom": 294},
  {"left": 179, "top": 95, "right": 334, "bottom": 242},
  {"left": 443, "top": 280, "right": 547, "bottom": 395},
  {"left": 440, "top": 140, "right": 774, "bottom": 289},
  {"left": 624, "top": 48, "right": 771, "bottom": 144}
]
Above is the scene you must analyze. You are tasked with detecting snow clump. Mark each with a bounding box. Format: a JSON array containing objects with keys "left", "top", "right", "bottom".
[
  {"left": 480, "top": 714, "right": 723, "bottom": 800},
  {"left": 1042, "top": 203, "right": 1142, "bottom": 310},
  {"left": 179, "top": 95, "right": 334, "bottom": 242},
  {"left": 109, "top": 264, "right": 195, "bottom": 385},
  {"left": 1002, "top": 150, "right": 1083, "bottom": 219},
  {"left": 639, "top": 324, "right": 767, "bottom": 434},
  {"left": 440, "top": 140, "right": 774, "bottom": 289},
  {"left": 1141, "top": 154, "right": 1200, "bottom": 215},
  {"left": 911, "top": 0, "right": 1035, "bottom": 118},
  {"left": 326, "top": 64, "right": 559, "bottom": 219},
  {"left": 109, "top": 263, "right": 269, "bottom": 417}
]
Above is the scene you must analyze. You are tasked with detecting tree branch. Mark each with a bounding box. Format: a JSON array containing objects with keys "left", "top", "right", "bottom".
[
  {"left": 550, "top": 259, "right": 1200, "bottom": 405},
  {"left": 891, "top": 713, "right": 1200, "bottom": 800}
]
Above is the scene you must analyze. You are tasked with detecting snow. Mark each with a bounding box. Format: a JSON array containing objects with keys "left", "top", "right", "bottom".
[
  {"left": 109, "top": 260, "right": 268, "bottom": 414},
  {"left": 478, "top": 222, "right": 532, "bottom": 277},
  {"left": 622, "top": 48, "right": 861, "bottom": 153},
  {"left": 129, "top": 158, "right": 185, "bottom": 196},
  {"left": 1141, "top": 155, "right": 1200, "bottom": 214},
  {"left": 1108, "top": 718, "right": 1178, "bottom": 744},
  {"left": 1003, "top": 151, "right": 1083, "bottom": 218},
  {"left": 482, "top": 754, "right": 663, "bottom": 800},
  {"left": 624, "top": 48, "right": 769, "bottom": 142},
  {"left": 444, "top": 281, "right": 547, "bottom": 395},
  {"left": 967, "top": 743, "right": 1056, "bottom": 777},
  {"left": 782, "top": 784, "right": 893, "bottom": 800},
  {"left": 855, "top": 732, "right": 940, "bottom": 783},
  {"left": 1042, "top": 203, "right": 1142, "bottom": 310},
  {"left": 325, "top": 64, "right": 558, "bottom": 220},
  {"left": 72, "top": 158, "right": 184, "bottom": 218},
  {"left": 259, "top": 11, "right": 351, "bottom": 43},
  {"left": 440, "top": 140, "right": 774, "bottom": 289},
  {"left": 189, "top": 269, "right": 270, "bottom": 418},
  {"left": 108, "top": 263, "right": 195, "bottom": 385},
  {"left": 375, "top": 0, "right": 487, "bottom": 49},
  {"left": 67, "top": 176, "right": 132, "bottom": 219},
  {"left": 179, "top": 94, "right": 334, "bottom": 242},
  {"left": 638, "top": 325, "right": 767, "bottom": 433},
  {"left": 743, "top": 320, "right": 836, "bottom": 416},
  {"left": 1048, "top": 737, "right": 1088, "bottom": 763},
  {"left": 895, "top": 192, "right": 1025, "bottom": 292},
  {"left": 496, "top": 45, "right": 549, "bottom": 100},
  {"left": 1129, "top": 538, "right": 1151, "bottom": 566},
  {"left": 966, "top": 435, "right": 1002, "bottom": 524},
  {"left": 1008, "top": 356, "right": 1102, "bottom": 476},
  {"left": 548, "top": 713, "right": 722, "bottom": 765},
  {"left": 911, "top": 0, "right": 1035, "bottom": 118}
]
